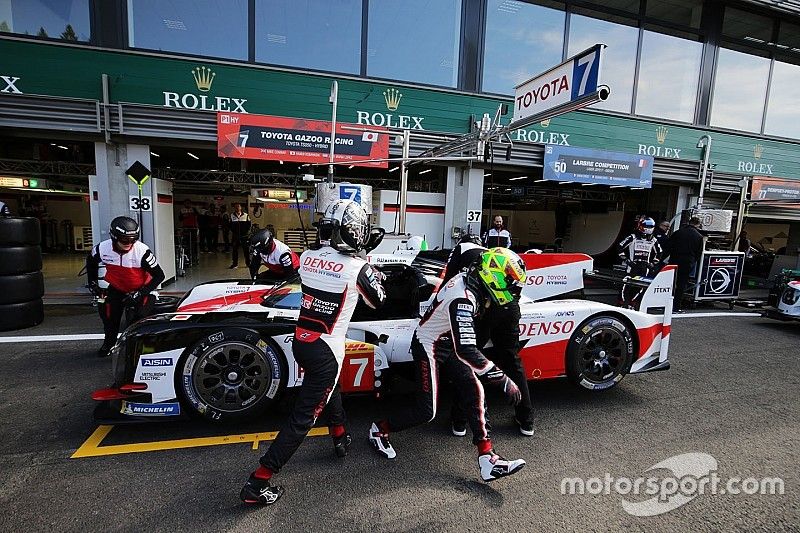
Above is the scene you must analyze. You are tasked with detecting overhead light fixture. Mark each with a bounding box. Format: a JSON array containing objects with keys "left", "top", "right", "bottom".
[
  {"left": 150, "top": 151, "right": 160, "bottom": 158},
  {"left": 419, "top": 169, "right": 432, "bottom": 175},
  {"left": 279, "top": 160, "right": 284, "bottom": 164},
  {"left": 504, "top": 188, "right": 511, "bottom": 191},
  {"left": 348, "top": 165, "right": 355, "bottom": 169},
  {"left": 187, "top": 152, "right": 199, "bottom": 160},
  {"left": 533, "top": 178, "right": 547, "bottom": 183},
  {"left": 581, "top": 183, "right": 596, "bottom": 186},
  {"left": 631, "top": 187, "right": 644, "bottom": 190},
  {"left": 389, "top": 166, "right": 399, "bottom": 173},
  {"left": 484, "top": 173, "right": 492, "bottom": 177},
  {"left": 610, "top": 185, "right": 626, "bottom": 188},
  {"left": 558, "top": 181, "right": 571, "bottom": 185},
  {"left": 56, "top": 145, "right": 69, "bottom": 150},
  {"left": 509, "top": 176, "right": 527, "bottom": 181}
]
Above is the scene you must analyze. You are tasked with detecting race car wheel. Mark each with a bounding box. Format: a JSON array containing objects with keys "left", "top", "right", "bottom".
[
  {"left": 178, "top": 328, "right": 287, "bottom": 422},
  {"left": 566, "top": 315, "right": 634, "bottom": 391}
]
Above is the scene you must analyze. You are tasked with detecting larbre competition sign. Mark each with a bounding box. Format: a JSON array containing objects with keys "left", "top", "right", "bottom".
[{"left": 543, "top": 145, "right": 654, "bottom": 188}]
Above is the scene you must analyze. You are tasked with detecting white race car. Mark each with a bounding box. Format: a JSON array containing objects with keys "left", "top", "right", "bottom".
[{"left": 92, "top": 252, "right": 675, "bottom": 422}]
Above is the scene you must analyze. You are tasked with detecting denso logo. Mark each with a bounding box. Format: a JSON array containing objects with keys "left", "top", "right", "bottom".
[
  {"left": 526, "top": 275, "right": 544, "bottom": 286},
  {"left": 142, "top": 358, "right": 173, "bottom": 367},
  {"left": 304, "top": 257, "right": 344, "bottom": 272},
  {"left": 519, "top": 320, "right": 575, "bottom": 337}
]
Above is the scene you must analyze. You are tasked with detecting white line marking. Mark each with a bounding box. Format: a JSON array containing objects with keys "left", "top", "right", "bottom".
[
  {"left": 0, "top": 334, "right": 106, "bottom": 343},
  {"left": 672, "top": 312, "right": 762, "bottom": 319}
]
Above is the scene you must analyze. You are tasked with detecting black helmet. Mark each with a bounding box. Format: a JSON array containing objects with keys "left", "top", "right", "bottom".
[
  {"left": 109, "top": 216, "right": 139, "bottom": 243},
  {"left": 319, "top": 200, "right": 369, "bottom": 253},
  {"left": 249, "top": 228, "right": 275, "bottom": 255},
  {"left": 459, "top": 233, "right": 483, "bottom": 246}
]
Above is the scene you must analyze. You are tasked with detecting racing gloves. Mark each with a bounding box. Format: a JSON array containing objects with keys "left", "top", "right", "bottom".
[
  {"left": 124, "top": 290, "right": 145, "bottom": 306},
  {"left": 480, "top": 365, "right": 522, "bottom": 406}
]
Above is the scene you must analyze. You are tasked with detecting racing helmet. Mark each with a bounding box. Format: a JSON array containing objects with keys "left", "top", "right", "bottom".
[
  {"left": 472, "top": 247, "right": 527, "bottom": 306},
  {"left": 459, "top": 233, "right": 483, "bottom": 247},
  {"left": 318, "top": 199, "right": 369, "bottom": 253},
  {"left": 249, "top": 228, "right": 275, "bottom": 256},
  {"left": 109, "top": 216, "right": 139, "bottom": 244},
  {"left": 637, "top": 217, "right": 656, "bottom": 236}
]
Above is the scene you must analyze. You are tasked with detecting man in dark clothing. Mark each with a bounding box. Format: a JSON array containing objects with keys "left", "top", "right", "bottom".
[
  {"left": 664, "top": 217, "right": 704, "bottom": 312},
  {"left": 228, "top": 202, "right": 252, "bottom": 269}
]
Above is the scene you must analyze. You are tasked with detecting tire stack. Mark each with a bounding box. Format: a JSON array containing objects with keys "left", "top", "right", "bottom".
[{"left": 0, "top": 217, "right": 44, "bottom": 331}]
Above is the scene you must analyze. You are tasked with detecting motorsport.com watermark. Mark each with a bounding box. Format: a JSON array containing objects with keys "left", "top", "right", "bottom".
[{"left": 560, "top": 453, "right": 785, "bottom": 516}]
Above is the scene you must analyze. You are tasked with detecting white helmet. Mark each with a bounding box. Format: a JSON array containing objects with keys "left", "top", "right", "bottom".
[{"left": 318, "top": 199, "right": 369, "bottom": 253}]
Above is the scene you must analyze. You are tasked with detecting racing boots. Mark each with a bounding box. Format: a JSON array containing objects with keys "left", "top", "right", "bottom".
[
  {"left": 515, "top": 418, "right": 535, "bottom": 437},
  {"left": 368, "top": 422, "right": 396, "bottom": 459},
  {"left": 332, "top": 432, "right": 352, "bottom": 458},
  {"left": 240, "top": 474, "right": 285, "bottom": 505},
  {"left": 451, "top": 420, "right": 467, "bottom": 437},
  {"left": 96, "top": 343, "right": 113, "bottom": 358},
  {"left": 478, "top": 451, "right": 526, "bottom": 482}
]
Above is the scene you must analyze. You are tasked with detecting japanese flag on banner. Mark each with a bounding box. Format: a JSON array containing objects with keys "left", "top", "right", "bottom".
[{"left": 362, "top": 131, "right": 379, "bottom": 143}]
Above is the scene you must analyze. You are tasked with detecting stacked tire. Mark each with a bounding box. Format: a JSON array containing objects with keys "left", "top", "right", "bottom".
[{"left": 0, "top": 217, "right": 44, "bottom": 331}]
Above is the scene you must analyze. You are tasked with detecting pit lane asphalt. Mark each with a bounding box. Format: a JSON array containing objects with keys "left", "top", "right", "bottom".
[{"left": 0, "top": 305, "right": 797, "bottom": 532}]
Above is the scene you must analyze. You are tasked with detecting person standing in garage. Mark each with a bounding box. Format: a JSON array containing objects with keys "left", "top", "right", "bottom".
[
  {"left": 664, "top": 217, "right": 704, "bottom": 312},
  {"left": 0, "top": 198, "right": 10, "bottom": 216},
  {"left": 86, "top": 216, "right": 165, "bottom": 357},
  {"left": 240, "top": 200, "right": 385, "bottom": 505},
  {"left": 483, "top": 215, "right": 512, "bottom": 248},
  {"left": 228, "top": 202, "right": 251, "bottom": 269}
]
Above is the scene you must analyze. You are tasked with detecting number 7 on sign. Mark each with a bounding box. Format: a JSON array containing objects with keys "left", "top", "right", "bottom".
[{"left": 572, "top": 46, "right": 602, "bottom": 99}]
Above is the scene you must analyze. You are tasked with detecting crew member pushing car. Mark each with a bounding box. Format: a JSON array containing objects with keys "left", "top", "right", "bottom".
[
  {"left": 248, "top": 229, "right": 300, "bottom": 280},
  {"left": 86, "top": 216, "right": 165, "bottom": 357},
  {"left": 240, "top": 199, "right": 385, "bottom": 506},
  {"left": 368, "top": 248, "right": 527, "bottom": 483}
]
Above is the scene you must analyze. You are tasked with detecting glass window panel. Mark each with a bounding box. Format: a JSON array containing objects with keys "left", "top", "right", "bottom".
[
  {"left": 482, "top": 0, "right": 564, "bottom": 95},
  {"left": 0, "top": 0, "right": 90, "bottom": 41},
  {"left": 578, "top": 0, "right": 640, "bottom": 14},
  {"left": 567, "top": 14, "right": 638, "bottom": 113},
  {"left": 255, "top": 0, "right": 361, "bottom": 74},
  {"left": 710, "top": 48, "right": 769, "bottom": 132},
  {"left": 127, "top": 0, "right": 248, "bottom": 60},
  {"left": 765, "top": 60, "right": 800, "bottom": 138},
  {"left": 635, "top": 31, "right": 701, "bottom": 122},
  {"left": 367, "top": 0, "right": 461, "bottom": 87},
  {"left": 722, "top": 7, "right": 773, "bottom": 45},
  {"left": 645, "top": 0, "right": 702, "bottom": 29}
]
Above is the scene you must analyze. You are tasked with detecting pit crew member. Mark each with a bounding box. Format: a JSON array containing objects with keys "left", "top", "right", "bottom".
[
  {"left": 86, "top": 216, "right": 165, "bottom": 357},
  {"left": 368, "top": 248, "right": 527, "bottom": 482},
  {"left": 483, "top": 215, "right": 512, "bottom": 248},
  {"left": 240, "top": 200, "right": 386, "bottom": 505},
  {"left": 618, "top": 217, "right": 662, "bottom": 307},
  {"left": 248, "top": 229, "right": 300, "bottom": 280}
]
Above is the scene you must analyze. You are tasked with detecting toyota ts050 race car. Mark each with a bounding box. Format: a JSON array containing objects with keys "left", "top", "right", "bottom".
[
  {"left": 92, "top": 252, "right": 676, "bottom": 423},
  {"left": 763, "top": 269, "right": 800, "bottom": 322}
]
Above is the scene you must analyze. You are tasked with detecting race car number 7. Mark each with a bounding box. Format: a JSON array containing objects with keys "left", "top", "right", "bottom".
[{"left": 349, "top": 357, "right": 370, "bottom": 387}]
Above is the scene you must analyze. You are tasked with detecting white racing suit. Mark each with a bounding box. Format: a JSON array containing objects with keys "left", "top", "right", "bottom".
[
  {"left": 618, "top": 233, "right": 662, "bottom": 307},
  {"left": 259, "top": 246, "right": 385, "bottom": 472}
]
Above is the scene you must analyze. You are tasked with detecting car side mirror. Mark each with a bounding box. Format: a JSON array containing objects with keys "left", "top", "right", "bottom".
[{"left": 365, "top": 227, "right": 385, "bottom": 252}]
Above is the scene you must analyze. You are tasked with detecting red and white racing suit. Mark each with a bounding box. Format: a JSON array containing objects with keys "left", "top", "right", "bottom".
[
  {"left": 259, "top": 246, "right": 385, "bottom": 473},
  {"left": 248, "top": 238, "right": 300, "bottom": 280},
  {"left": 383, "top": 273, "right": 496, "bottom": 444},
  {"left": 86, "top": 239, "right": 165, "bottom": 348}
]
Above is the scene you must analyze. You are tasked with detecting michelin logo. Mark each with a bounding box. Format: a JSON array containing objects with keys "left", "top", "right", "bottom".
[
  {"left": 122, "top": 402, "right": 180, "bottom": 416},
  {"left": 142, "top": 357, "right": 174, "bottom": 367}
]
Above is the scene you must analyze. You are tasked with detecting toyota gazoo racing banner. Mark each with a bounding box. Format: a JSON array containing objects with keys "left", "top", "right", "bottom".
[{"left": 217, "top": 113, "right": 389, "bottom": 168}]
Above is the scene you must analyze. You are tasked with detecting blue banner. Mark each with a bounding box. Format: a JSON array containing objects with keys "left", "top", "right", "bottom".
[{"left": 543, "top": 145, "right": 654, "bottom": 188}]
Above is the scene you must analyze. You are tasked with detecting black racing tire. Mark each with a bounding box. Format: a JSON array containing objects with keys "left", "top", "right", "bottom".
[
  {"left": 176, "top": 328, "right": 288, "bottom": 422},
  {"left": 0, "top": 217, "right": 40, "bottom": 246},
  {"left": 0, "top": 246, "right": 42, "bottom": 275},
  {"left": 565, "top": 314, "right": 635, "bottom": 391},
  {"left": 0, "top": 272, "right": 44, "bottom": 304},
  {"left": 0, "top": 299, "right": 44, "bottom": 331}
]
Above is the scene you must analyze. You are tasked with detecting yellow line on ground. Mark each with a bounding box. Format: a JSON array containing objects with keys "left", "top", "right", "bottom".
[{"left": 71, "top": 425, "right": 330, "bottom": 459}]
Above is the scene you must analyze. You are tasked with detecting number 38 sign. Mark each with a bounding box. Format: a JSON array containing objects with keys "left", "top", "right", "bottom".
[{"left": 130, "top": 196, "right": 152, "bottom": 211}]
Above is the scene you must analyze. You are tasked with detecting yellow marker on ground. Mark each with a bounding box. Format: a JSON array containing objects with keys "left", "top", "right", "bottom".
[{"left": 71, "top": 425, "right": 330, "bottom": 459}]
